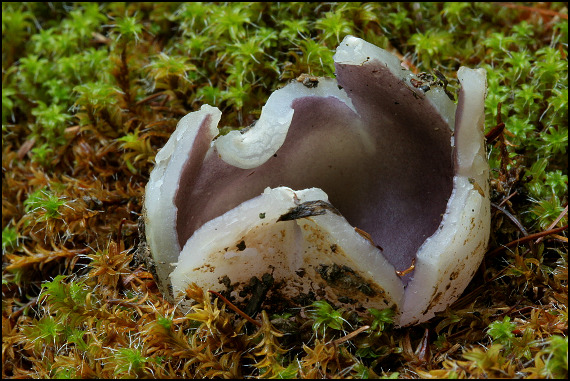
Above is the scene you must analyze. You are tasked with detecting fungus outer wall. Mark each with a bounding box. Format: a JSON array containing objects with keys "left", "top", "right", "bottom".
[{"left": 144, "top": 36, "right": 489, "bottom": 326}]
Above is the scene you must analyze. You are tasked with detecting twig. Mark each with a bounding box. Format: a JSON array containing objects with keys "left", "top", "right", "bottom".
[
  {"left": 208, "top": 290, "right": 262, "bottom": 327},
  {"left": 17, "top": 137, "right": 36, "bottom": 159},
  {"left": 498, "top": 190, "right": 518, "bottom": 207},
  {"left": 487, "top": 225, "right": 568, "bottom": 258},
  {"left": 509, "top": 225, "right": 567, "bottom": 245},
  {"left": 136, "top": 92, "right": 167, "bottom": 105},
  {"left": 485, "top": 122, "right": 505, "bottom": 143},
  {"left": 331, "top": 325, "right": 370, "bottom": 346}
]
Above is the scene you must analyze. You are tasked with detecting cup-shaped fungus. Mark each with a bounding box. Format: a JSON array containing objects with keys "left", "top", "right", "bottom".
[{"left": 144, "top": 36, "right": 490, "bottom": 326}]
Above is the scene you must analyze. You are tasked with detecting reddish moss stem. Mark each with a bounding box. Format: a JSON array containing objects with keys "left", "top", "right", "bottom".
[
  {"left": 488, "top": 224, "right": 568, "bottom": 257},
  {"left": 208, "top": 290, "right": 262, "bottom": 327}
]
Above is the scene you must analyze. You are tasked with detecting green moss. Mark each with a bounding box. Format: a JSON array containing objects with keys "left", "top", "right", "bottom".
[
  {"left": 23, "top": 187, "right": 69, "bottom": 221},
  {"left": 308, "top": 300, "right": 347, "bottom": 335},
  {"left": 367, "top": 307, "right": 395, "bottom": 334},
  {"left": 113, "top": 347, "right": 152, "bottom": 377},
  {"left": 544, "top": 335, "right": 569, "bottom": 379},
  {"left": 2, "top": 225, "right": 19, "bottom": 253},
  {"left": 487, "top": 316, "right": 516, "bottom": 346}
]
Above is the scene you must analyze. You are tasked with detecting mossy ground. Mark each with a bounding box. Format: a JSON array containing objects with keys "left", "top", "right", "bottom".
[{"left": 2, "top": 2, "right": 568, "bottom": 379}]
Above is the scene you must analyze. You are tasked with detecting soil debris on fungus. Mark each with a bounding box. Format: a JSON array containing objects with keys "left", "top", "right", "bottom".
[
  {"left": 296, "top": 73, "right": 320, "bottom": 88},
  {"left": 277, "top": 200, "right": 341, "bottom": 221},
  {"left": 316, "top": 263, "right": 377, "bottom": 297}
]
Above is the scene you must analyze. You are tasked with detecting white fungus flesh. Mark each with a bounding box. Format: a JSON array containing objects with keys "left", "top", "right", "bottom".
[{"left": 144, "top": 36, "right": 490, "bottom": 326}]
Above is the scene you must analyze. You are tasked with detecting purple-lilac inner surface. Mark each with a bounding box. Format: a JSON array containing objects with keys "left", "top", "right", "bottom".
[{"left": 174, "top": 58, "right": 454, "bottom": 279}]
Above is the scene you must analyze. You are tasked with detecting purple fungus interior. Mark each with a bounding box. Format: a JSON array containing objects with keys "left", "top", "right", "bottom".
[{"left": 174, "top": 58, "right": 454, "bottom": 281}]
